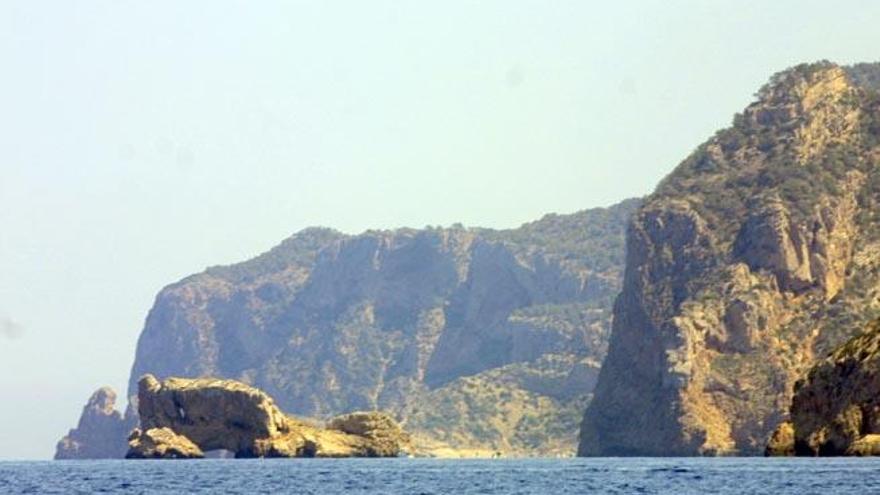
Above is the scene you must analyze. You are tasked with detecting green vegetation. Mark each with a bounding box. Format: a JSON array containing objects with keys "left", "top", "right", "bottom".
[
  {"left": 204, "top": 227, "right": 345, "bottom": 284},
  {"left": 652, "top": 61, "right": 880, "bottom": 252},
  {"left": 405, "top": 357, "right": 593, "bottom": 454},
  {"left": 481, "top": 198, "right": 641, "bottom": 273}
]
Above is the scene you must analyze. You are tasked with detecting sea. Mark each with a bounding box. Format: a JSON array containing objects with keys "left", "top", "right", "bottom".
[{"left": 2, "top": 457, "right": 879, "bottom": 494}]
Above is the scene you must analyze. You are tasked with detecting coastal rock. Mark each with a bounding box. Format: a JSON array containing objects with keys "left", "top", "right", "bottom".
[
  {"left": 137, "top": 374, "right": 289, "bottom": 455},
  {"left": 847, "top": 435, "right": 880, "bottom": 456},
  {"left": 134, "top": 374, "right": 407, "bottom": 458},
  {"left": 782, "top": 319, "right": 880, "bottom": 456},
  {"left": 580, "top": 61, "right": 880, "bottom": 456},
  {"left": 325, "top": 412, "right": 408, "bottom": 457},
  {"left": 55, "top": 387, "right": 137, "bottom": 459},
  {"left": 126, "top": 428, "right": 204, "bottom": 459},
  {"left": 764, "top": 421, "right": 795, "bottom": 456}
]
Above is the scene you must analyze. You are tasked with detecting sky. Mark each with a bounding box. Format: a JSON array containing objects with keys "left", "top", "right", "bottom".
[{"left": 1, "top": 0, "right": 880, "bottom": 459}]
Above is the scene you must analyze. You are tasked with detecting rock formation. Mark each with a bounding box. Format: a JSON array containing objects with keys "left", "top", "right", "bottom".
[
  {"left": 764, "top": 421, "right": 795, "bottom": 456},
  {"left": 765, "top": 319, "right": 880, "bottom": 456},
  {"left": 580, "top": 61, "right": 880, "bottom": 456},
  {"left": 55, "top": 387, "right": 137, "bottom": 459},
  {"left": 129, "top": 374, "right": 408, "bottom": 458},
  {"left": 126, "top": 428, "right": 204, "bottom": 459}
]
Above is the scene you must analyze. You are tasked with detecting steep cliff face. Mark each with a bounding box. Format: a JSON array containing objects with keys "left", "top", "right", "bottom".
[
  {"left": 580, "top": 61, "right": 880, "bottom": 456},
  {"left": 113, "top": 199, "right": 637, "bottom": 456},
  {"left": 55, "top": 388, "right": 137, "bottom": 459}
]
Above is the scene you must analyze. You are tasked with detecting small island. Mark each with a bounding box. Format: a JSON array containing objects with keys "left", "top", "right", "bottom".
[{"left": 126, "top": 374, "right": 409, "bottom": 459}]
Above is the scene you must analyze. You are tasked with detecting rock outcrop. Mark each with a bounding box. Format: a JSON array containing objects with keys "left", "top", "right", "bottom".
[
  {"left": 130, "top": 374, "right": 408, "bottom": 458},
  {"left": 580, "top": 61, "right": 880, "bottom": 456},
  {"left": 764, "top": 421, "right": 795, "bottom": 456},
  {"left": 325, "top": 412, "right": 406, "bottom": 457},
  {"left": 769, "top": 319, "right": 880, "bottom": 456},
  {"left": 55, "top": 387, "right": 137, "bottom": 459},
  {"left": 126, "top": 428, "right": 204, "bottom": 459}
]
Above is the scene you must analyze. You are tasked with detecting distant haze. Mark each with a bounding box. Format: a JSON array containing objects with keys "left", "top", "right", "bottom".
[{"left": 2, "top": 1, "right": 880, "bottom": 459}]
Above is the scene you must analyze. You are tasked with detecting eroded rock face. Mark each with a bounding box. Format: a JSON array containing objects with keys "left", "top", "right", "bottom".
[
  {"left": 765, "top": 421, "right": 795, "bottom": 456},
  {"left": 55, "top": 387, "right": 137, "bottom": 459},
  {"left": 578, "top": 201, "right": 720, "bottom": 456},
  {"left": 580, "top": 61, "right": 880, "bottom": 456},
  {"left": 133, "top": 374, "right": 408, "bottom": 458},
  {"left": 734, "top": 191, "right": 858, "bottom": 299},
  {"left": 137, "top": 374, "right": 290, "bottom": 456},
  {"left": 325, "top": 412, "right": 406, "bottom": 457},
  {"left": 780, "top": 320, "right": 880, "bottom": 456},
  {"left": 126, "top": 428, "right": 204, "bottom": 459},
  {"left": 734, "top": 197, "right": 814, "bottom": 293}
]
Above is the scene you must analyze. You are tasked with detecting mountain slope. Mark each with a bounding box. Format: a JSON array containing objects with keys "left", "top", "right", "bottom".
[
  {"left": 579, "top": 61, "right": 880, "bottom": 456},
  {"left": 115, "top": 198, "right": 638, "bottom": 456}
]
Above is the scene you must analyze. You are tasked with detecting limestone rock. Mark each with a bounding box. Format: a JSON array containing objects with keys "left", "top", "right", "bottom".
[
  {"left": 734, "top": 189, "right": 858, "bottom": 300},
  {"left": 764, "top": 421, "right": 795, "bottom": 456},
  {"left": 55, "top": 387, "right": 137, "bottom": 459},
  {"left": 781, "top": 319, "right": 880, "bottom": 456},
  {"left": 326, "top": 412, "right": 410, "bottom": 457},
  {"left": 137, "top": 374, "right": 289, "bottom": 456},
  {"left": 580, "top": 61, "right": 878, "bottom": 457},
  {"left": 133, "top": 374, "right": 407, "bottom": 458},
  {"left": 846, "top": 434, "right": 880, "bottom": 456},
  {"left": 734, "top": 196, "right": 814, "bottom": 293},
  {"left": 126, "top": 428, "right": 204, "bottom": 459}
]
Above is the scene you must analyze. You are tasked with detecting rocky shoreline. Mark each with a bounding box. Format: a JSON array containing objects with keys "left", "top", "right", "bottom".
[{"left": 767, "top": 319, "right": 880, "bottom": 456}]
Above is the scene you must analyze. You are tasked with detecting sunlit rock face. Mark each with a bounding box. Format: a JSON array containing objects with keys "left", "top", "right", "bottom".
[
  {"left": 129, "top": 374, "right": 408, "bottom": 459},
  {"left": 126, "top": 427, "right": 204, "bottom": 459},
  {"left": 580, "top": 61, "right": 880, "bottom": 456}
]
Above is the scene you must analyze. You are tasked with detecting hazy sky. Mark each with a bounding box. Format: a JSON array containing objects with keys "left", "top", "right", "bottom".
[{"left": 2, "top": 1, "right": 880, "bottom": 459}]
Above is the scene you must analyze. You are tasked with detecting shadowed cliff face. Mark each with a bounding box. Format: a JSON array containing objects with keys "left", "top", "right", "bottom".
[
  {"left": 118, "top": 200, "right": 638, "bottom": 456},
  {"left": 580, "top": 61, "right": 880, "bottom": 456},
  {"left": 766, "top": 319, "right": 880, "bottom": 456}
]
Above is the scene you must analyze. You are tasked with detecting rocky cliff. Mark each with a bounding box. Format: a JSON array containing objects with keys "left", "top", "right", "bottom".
[
  {"left": 59, "top": 199, "right": 638, "bottom": 458},
  {"left": 127, "top": 374, "right": 408, "bottom": 458},
  {"left": 580, "top": 61, "right": 880, "bottom": 456},
  {"left": 55, "top": 387, "right": 137, "bottom": 459},
  {"left": 765, "top": 319, "right": 880, "bottom": 456}
]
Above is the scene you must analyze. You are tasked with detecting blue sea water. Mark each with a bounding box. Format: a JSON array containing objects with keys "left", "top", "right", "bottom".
[{"left": 2, "top": 457, "right": 880, "bottom": 494}]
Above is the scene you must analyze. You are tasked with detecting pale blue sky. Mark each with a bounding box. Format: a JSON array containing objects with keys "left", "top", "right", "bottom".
[{"left": 1, "top": 1, "right": 879, "bottom": 459}]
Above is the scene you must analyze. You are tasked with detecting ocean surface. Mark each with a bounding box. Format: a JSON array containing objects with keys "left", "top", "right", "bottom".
[{"left": 3, "top": 457, "right": 880, "bottom": 494}]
